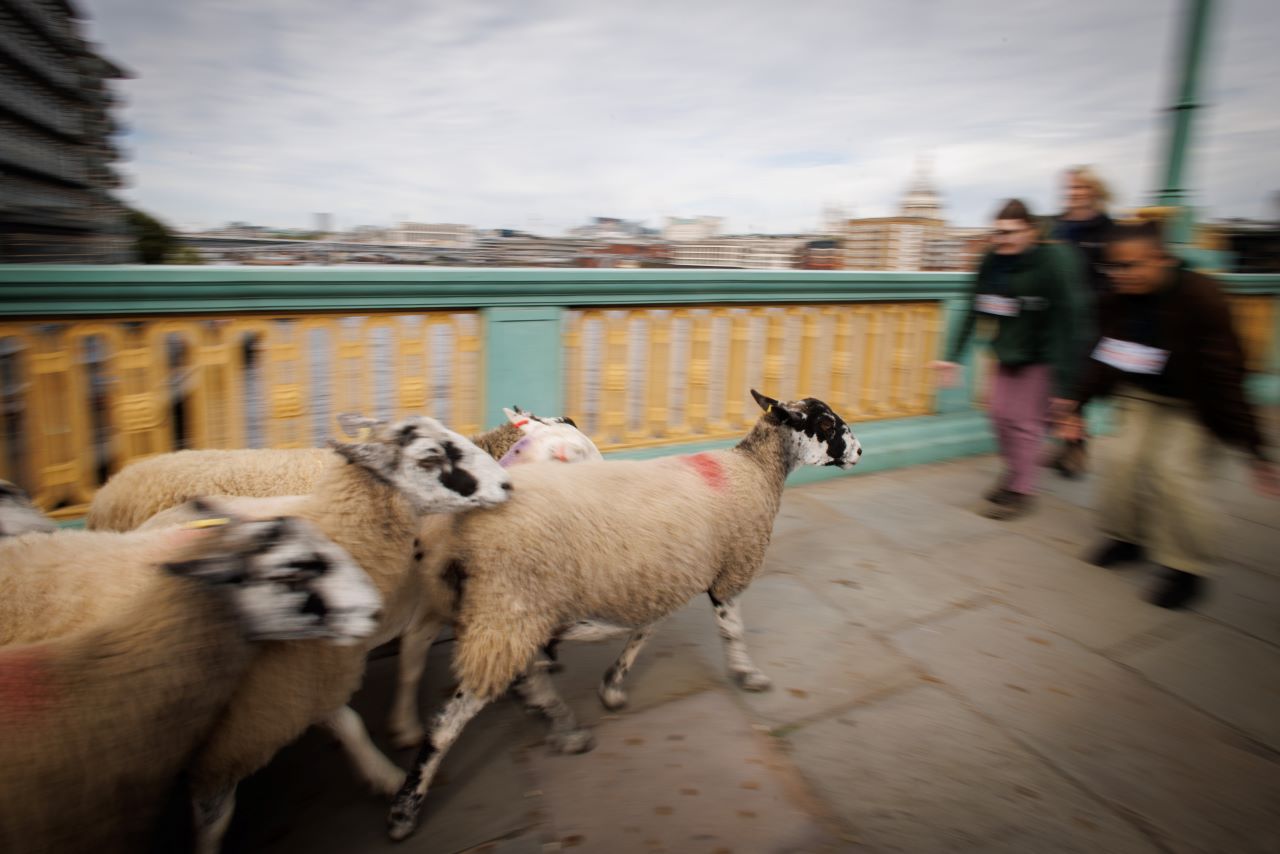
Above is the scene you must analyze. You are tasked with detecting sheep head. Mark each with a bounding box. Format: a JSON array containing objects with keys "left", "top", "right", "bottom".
[
  {"left": 498, "top": 407, "right": 603, "bottom": 467},
  {"left": 161, "top": 499, "right": 383, "bottom": 644},
  {"left": 751, "top": 389, "right": 861, "bottom": 470},
  {"left": 329, "top": 414, "right": 513, "bottom": 512}
]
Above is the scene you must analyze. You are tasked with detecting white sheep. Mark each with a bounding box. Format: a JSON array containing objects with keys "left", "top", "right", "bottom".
[
  {"left": 86, "top": 406, "right": 598, "bottom": 533},
  {"left": 386, "top": 390, "right": 862, "bottom": 840},
  {"left": 85, "top": 407, "right": 599, "bottom": 753},
  {"left": 0, "top": 480, "right": 55, "bottom": 538},
  {"left": 111, "top": 416, "right": 513, "bottom": 854},
  {"left": 0, "top": 502, "right": 384, "bottom": 854}
]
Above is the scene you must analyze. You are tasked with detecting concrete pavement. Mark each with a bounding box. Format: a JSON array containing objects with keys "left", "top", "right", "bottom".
[{"left": 217, "top": 439, "right": 1280, "bottom": 854}]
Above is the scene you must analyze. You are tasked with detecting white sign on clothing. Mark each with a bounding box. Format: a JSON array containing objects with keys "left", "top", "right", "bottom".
[
  {"left": 1091, "top": 337, "right": 1170, "bottom": 375},
  {"left": 975, "top": 294, "right": 1021, "bottom": 317}
]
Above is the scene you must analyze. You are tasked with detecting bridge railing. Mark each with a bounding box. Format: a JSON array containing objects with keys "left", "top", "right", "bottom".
[{"left": 1, "top": 266, "right": 1276, "bottom": 518}]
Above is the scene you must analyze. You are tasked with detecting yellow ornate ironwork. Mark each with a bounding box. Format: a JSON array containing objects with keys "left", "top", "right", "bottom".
[
  {"left": 564, "top": 302, "right": 945, "bottom": 451},
  {"left": 0, "top": 310, "right": 482, "bottom": 518},
  {"left": 1228, "top": 295, "right": 1275, "bottom": 374}
]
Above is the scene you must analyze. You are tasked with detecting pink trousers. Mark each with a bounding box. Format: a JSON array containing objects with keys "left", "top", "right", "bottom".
[{"left": 989, "top": 363, "right": 1052, "bottom": 495}]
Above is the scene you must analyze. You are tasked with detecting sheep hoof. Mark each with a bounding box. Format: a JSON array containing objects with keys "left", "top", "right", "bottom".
[
  {"left": 599, "top": 685, "right": 628, "bottom": 711},
  {"left": 387, "top": 796, "right": 421, "bottom": 842},
  {"left": 549, "top": 728, "right": 596, "bottom": 754},
  {"left": 390, "top": 724, "right": 426, "bottom": 750},
  {"left": 735, "top": 670, "right": 773, "bottom": 692}
]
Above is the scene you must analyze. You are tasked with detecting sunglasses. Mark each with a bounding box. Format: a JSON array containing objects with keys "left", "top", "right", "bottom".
[{"left": 991, "top": 227, "right": 1028, "bottom": 237}]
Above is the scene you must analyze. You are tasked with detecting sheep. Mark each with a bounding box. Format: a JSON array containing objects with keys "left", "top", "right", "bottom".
[
  {"left": 386, "top": 390, "right": 862, "bottom": 841},
  {"left": 86, "top": 406, "right": 596, "bottom": 533},
  {"left": 117, "top": 415, "right": 513, "bottom": 854},
  {"left": 496, "top": 407, "right": 603, "bottom": 467},
  {"left": 0, "top": 480, "right": 55, "bottom": 538},
  {"left": 84, "top": 406, "right": 598, "bottom": 754},
  {"left": 0, "top": 502, "right": 384, "bottom": 854}
]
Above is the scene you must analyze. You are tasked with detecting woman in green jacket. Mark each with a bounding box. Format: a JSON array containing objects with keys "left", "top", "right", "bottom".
[{"left": 932, "top": 199, "right": 1092, "bottom": 519}]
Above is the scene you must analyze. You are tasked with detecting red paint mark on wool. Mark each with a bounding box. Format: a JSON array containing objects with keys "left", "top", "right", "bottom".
[
  {"left": 682, "top": 453, "right": 727, "bottom": 490},
  {"left": 0, "top": 648, "right": 55, "bottom": 723}
]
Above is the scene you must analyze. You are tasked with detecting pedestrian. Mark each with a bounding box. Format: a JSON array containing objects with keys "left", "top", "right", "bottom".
[
  {"left": 1058, "top": 220, "right": 1279, "bottom": 609},
  {"left": 1048, "top": 166, "right": 1115, "bottom": 477},
  {"left": 932, "top": 199, "right": 1092, "bottom": 520}
]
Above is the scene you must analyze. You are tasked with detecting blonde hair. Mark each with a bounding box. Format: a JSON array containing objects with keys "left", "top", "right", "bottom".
[{"left": 1065, "top": 165, "right": 1112, "bottom": 211}]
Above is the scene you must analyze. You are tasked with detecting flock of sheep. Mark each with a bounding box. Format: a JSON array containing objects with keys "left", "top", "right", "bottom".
[{"left": 0, "top": 391, "right": 861, "bottom": 852}]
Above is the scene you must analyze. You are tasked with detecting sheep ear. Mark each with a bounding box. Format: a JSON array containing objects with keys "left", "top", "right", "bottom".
[
  {"left": 751, "top": 389, "right": 780, "bottom": 413},
  {"left": 161, "top": 509, "right": 246, "bottom": 584},
  {"left": 504, "top": 407, "right": 537, "bottom": 433},
  {"left": 336, "top": 412, "right": 384, "bottom": 439},
  {"left": 328, "top": 438, "right": 397, "bottom": 474}
]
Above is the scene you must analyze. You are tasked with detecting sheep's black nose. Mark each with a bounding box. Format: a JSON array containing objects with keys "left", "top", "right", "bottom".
[
  {"left": 857, "top": 447, "right": 863, "bottom": 457},
  {"left": 501, "top": 482, "right": 513, "bottom": 492}
]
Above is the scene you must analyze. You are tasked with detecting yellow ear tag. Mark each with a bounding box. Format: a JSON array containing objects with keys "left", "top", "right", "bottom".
[
  {"left": 354, "top": 426, "right": 373, "bottom": 442},
  {"left": 184, "top": 517, "right": 230, "bottom": 530},
  {"left": 766, "top": 404, "right": 775, "bottom": 414}
]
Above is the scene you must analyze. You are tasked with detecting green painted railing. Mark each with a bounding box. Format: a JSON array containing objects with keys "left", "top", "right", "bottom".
[{"left": 0, "top": 266, "right": 1276, "bottom": 508}]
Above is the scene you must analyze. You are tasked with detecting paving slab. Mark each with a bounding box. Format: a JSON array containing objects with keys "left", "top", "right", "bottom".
[
  {"left": 1189, "top": 561, "right": 1280, "bottom": 647},
  {"left": 935, "top": 533, "right": 1180, "bottom": 651},
  {"left": 893, "top": 605, "right": 1280, "bottom": 854},
  {"left": 820, "top": 482, "right": 998, "bottom": 555},
  {"left": 697, "top": 574, "right": 917, "bottom": 728},
  {"left": 1217, "top": 514, "right": 1280, "bottom": 577},
  {"left": 224, "top": 654, "right": 543, "bottom": 854},
  {"left": 1118, "top": 620, "right": 1280, "bottom": 751},
  {"left": 770, "top": 528, "right": 991, "bottom": 633},
  {"left": 530, "top": 690, "right": 839, "bottom": 854},
  {"left": 789, "top": 683, "right": 1158, "bottom": 854}
]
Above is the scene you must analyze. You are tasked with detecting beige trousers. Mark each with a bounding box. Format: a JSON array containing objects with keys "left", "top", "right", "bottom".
[{"left": 1098, "top": 385, "right": 1220, "bottom": 576}]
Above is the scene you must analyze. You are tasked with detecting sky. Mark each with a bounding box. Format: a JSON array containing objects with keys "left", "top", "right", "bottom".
[{"left": 77, "top": 0, "right": 1280, "bottom": 234}]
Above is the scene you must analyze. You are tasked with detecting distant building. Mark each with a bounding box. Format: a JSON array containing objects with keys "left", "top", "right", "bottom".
[
  {"left": 796, "top": 238, "right": 842, "bottom": 270},
  {"left": 473, "top": 232, "right": 589, "bottom": 266},
  {"left": 0, "top": 0, "right": 131, "bottom": 262},
  {"left": 388, "top": 222, "right": 475, "bottom": 249},
  {"left": 662, "top": 215, "right": 723, "bottom": 243},
  {"left": 839, "top": 158, "right": 983, "bottom": 271},
  {"left": 313, "top": 212, "right": 333, "bottom": 235},
  {"left": 670, "top": 234, "right": 808, "bottom": 270},
  {"left": 929, "top": 227, "right": 989, "bottom": 271},
  {"left": 842, "top": 159, "right": 947, "bottom": 271},
  {"left": 569, "top": 216, "right": 654, "bottom": 242}
]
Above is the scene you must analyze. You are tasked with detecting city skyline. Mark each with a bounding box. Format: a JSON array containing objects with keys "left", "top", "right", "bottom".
[{"left": 79, "top": 0, "right": 1280, "bottom": 233}]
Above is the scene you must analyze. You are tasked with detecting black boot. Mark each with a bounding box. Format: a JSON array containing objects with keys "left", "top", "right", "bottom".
[
  {"left": 1087, "top": 539, "right": 1144, "bottom": 568},
  {"left": 1149, "top": 569, "right": 1203, "bottom": 610}
]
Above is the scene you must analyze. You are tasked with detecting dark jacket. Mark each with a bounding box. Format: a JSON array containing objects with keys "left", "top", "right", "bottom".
[
  {"left": 1073, "top": 266, "right": 1267, "bottom": 460},
  {"left": 947, "top": 242, "right": 1093, "bottom": 397},
  {"left": 1052, "top": 212, "right": 1114, "bottom": 295}
]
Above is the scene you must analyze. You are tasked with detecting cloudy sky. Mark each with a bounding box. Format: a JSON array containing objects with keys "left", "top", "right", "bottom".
[{"left": 78, "top": 0, "right": 1280, "bottom": 234}]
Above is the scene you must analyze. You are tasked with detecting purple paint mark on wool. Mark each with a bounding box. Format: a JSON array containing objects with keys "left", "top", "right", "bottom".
[{"left": 498, "top": 435, "right": 534, "bottom": 468}]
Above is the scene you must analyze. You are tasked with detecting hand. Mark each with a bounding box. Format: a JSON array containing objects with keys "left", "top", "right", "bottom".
[
  {"left": 929, "top": 360, "right": 962, "bottom": 389},
  {"left": 1056, "top": 412, "right": 1084, "bottom": 442},
  {"left": 1050, "top": 398, "right": 1077, "bottom": 419},
  {"left": 1252, "top": 459, "right": 1280, "bottom": 498}
]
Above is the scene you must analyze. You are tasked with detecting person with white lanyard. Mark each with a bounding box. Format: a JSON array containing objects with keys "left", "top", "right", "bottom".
[
  {"left": 1059, "top": 220, "right": 1279, "bottom": 609},
  {"left": 933, "top": 198, "right": 1092, "bottom": 520}
]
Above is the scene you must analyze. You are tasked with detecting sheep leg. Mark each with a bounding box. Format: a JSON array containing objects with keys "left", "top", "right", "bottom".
[
  {"left": 512, "top": 662, "right": 595, "bottom": 754},
  {"left": 709, "top": 592, "right": 773, "bottom": 692},
  {"left": 598, "top": 624, "right": 657, "bottom": 710},
  {"left": 388, "top": 617, "right": 445, "bottom": 748},
  {"left": 387, "top": 688, "right": 486, "bottom": 841},
  {"left": 191, "top": 786, "right": 235, "bottom": 854},
  {"left": 321, "top": 705, "right": 406, "bottom": 797}
]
